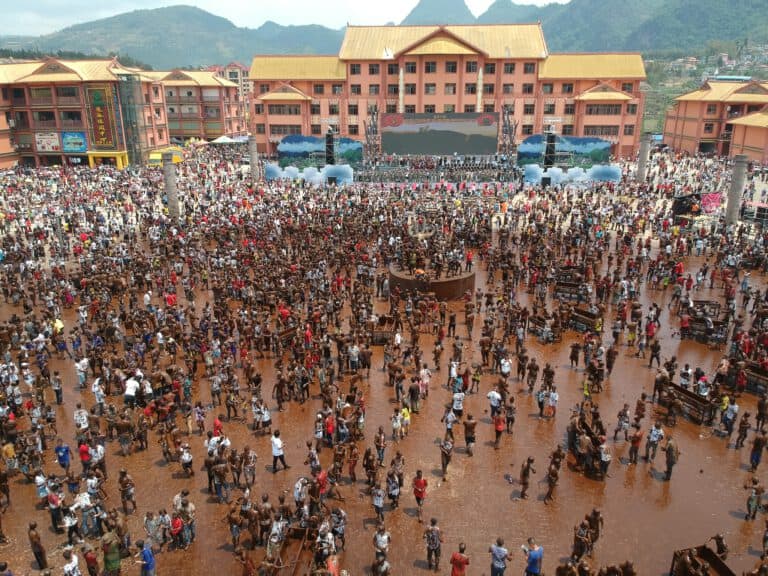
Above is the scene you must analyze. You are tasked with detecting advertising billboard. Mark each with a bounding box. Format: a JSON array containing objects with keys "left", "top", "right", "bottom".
[
  {"left": 87, "top": 85, "right": 117, "bottom": 150},
  {"left": 517, "top": 134, "right": 612, "bottom": 167},
  {"left": 35, "top": 132, "right": 61, "bottom": 153},
  {"left": 62, "top": 131, "right": 88, "bottom": 153},
  {"left": 276, "top": 135, "right": 362, "bottom": 168},
  {"left": 381, "top": 112, "right": 498, "bottom": 155}
]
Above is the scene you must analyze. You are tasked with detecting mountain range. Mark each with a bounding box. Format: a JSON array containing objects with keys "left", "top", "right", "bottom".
[{"left": 0, "top": 0, "right": 766, "bottom": 69}]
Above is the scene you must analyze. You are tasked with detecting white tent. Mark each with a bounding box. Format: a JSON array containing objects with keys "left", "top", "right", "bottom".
[{"left": 210, "top": 135, "right": 236, "bottom": 144}]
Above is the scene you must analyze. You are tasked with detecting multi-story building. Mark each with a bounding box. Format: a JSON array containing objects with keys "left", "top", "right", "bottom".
[
  {"left": 663, "top": 79, "right": 768, "bottom": 156},
  {"left": 208, "top": 62, "right": 252, "bottom": 102},
  {"left": 249, "top": 24, "right": 646, "bottom": 158},
  {"left": 728, "top": 110, "right": 768, "bottom": 164},
  {"left": 148, "top": 70, "right": 245, "bottom": 142},
  {"left": 0, "top": 57, "right": 169, "bottom": 168}
]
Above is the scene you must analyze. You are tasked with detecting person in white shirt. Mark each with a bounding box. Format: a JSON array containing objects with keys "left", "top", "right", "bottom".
[
  {"left": 124, "top": 377, "right": 140, "bottom": 407},
  {"left": 452, "top": 391, "right": 465, "bottom": 418},
  {"left": 487, "top": 387, "right": 502, "bottom": 418},
  {"left": 547, "top": 386, "right": 559, "bottom": 418},
  {"left": 271, "top": 429, "right": 289, "bottom": 473}
]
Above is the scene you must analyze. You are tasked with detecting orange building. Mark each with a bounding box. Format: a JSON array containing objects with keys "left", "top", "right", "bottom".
[
  {"left": 663, "top": 79, "right": 768, "bottom": 156},
  {"left": 249, "top": 24, "right": 646, "bottom": 157},
  {"left": 727, "top": 110, "right": 768, "bottom": 164},
  {"left": 148, "top": 70, "right": 246, "bottom": 142},
  {"left": 0, "top": 57, "right": 170, "bottom": 168}
]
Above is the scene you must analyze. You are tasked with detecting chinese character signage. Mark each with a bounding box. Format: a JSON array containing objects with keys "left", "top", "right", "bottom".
[
  {"left": 62, "top": 131, "right": 88, "bottom": 153},
  {"left": 35, "top": 132, "right": 61, "bottom": 152},
  {"left": 87, "top": 86, "right": 116, "bottom": 150}
]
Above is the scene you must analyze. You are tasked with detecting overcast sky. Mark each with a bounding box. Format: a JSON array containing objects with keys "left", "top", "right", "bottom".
[{"left": 1, "top": 0, "right": 564, "bottom": 36}]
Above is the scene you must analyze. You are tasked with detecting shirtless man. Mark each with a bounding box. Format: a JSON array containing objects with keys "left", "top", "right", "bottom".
[{"left": 118, "top": 468, "right": 137, "bottom": 515}]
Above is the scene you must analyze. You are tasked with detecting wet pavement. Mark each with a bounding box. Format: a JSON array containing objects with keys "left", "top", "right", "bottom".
[{"left": 1, "top": 244, "right": 766, "bottom": 576}]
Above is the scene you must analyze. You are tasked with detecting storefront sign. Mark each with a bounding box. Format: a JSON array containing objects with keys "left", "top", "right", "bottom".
[
  {"left": 87, "top": 86, "right": 116, "bottom": 150},
  {"left": 61, "top": 131, "right": 88, "bottom": 153},
  {"left": 35, "top": 132, "right": 61, "bottom": 152}
]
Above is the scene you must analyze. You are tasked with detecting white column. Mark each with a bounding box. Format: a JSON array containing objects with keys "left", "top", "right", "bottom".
[
  {"left": 636, "top": 132, "right": 652, "bottom": 181},
  {"left": 248, "top": 135, "right": 259, "bottom": 181},
  {"left": 476, "top": 67, "right": 483, "bottom": 111},
  {"left": 726, "top": 154, "right": 748, "bottom": 226},
  {"left": 398, "top": 67, "right": 405, "bottom": 113}
]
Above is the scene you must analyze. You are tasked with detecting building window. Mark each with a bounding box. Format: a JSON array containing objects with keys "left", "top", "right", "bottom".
[
  {"left": 369, "top": 84, "right": 380, "bottom": 95},
  {"left": 348, "top": 124, "right": 359, "bottom": 135},
  {"left": 166, "top": 90, "right": 175, "bottom": 98},
  {"left": 158, "top": 129, "right": 164, "bottom": 140},
  {"left": 522, "top": 83, "right": 534, "bottom": 94},
  {"left": 329, "top": 104, "right": 339, "bottom": 115},
  {"left": 351, "top": 84, "right": 362, "bottom": 95},
  {"left": 311, "top": 124, "right": 321, "bottom": 135},
  {"left": 562, "top": 124, "right": 574, "bottom": 135},
  {"left": 152, "top": 86, "right": 159, "bottom": 98},
  {"left": 386, "top": 104, "right": 397, "bottom": 113},
  {"left": 425, "top": 61, "right": 437, "bottom": 74},
  {"left": 445, "top": 83, "right": 457, "bottom": 95},
  {"left": 369, "top": 63, "right": 380, "bottom": 75},
  {"left": 562, "top": 83, "right": 574, "bottom": 94},
  {"left": 564, "top": 103, "right": 575, "bottom": 115},
  {"left": 543, "top": 103, "right": 556, "bottom": 115},
  {"left": 483, "top": 104, "right": 495, "bottom": 113},
  {"left": 387, "top": 84, "right": 399, "bottom": 95},
  {"left": 387, "top": 63, "right": 399, "bottom": 75},
  {"left": 445, "top": 61, "right": 457, "bottom": 73},
  {"left": 269, "top": 124, "right": 302, "bottom": 135},
  {"left": 60, "top": 110, "right": 82, "bottom": 125},
  {"left": 464, "top": 83, "right": 477, "bottom": 95},
  {"left": 483, "top": 83, "right": 495, "bottom": 95},
  {"left": 705, "top": 103, "right": 717, "bottom": 115},
  {"left": 503, "top": 84, "right": 514, "bottom": 94},
  {"left": 405, "top": 83, "right": 416, "bottom": 95},
  {"left": 484, "top": 63, "right": 496, "bottom": 74},
  {"left": 255, "top": 123, "right": 266, "bottom": 134},
  {"left": 444, "top": 104, "right": 456, "bottom": 113},
  {"left": 424, "top": 83, "right": 436, "bottom": 95},
  {"left": 524, "top": 62, "right": 536, "bottom": 74},
  {"left": 267, "top": 104, "right": 301, "bottom": 115},
  {"left": 748, "top": 104, "right": 763, "bottom": 113},
  {"left": 405, "top": 62, "right": 417, "bottom": 74},
  {"left": 332, "top": 84, "right": 343, "bottom": 95},
  {"left": 464, "top": 104, "right": 476, "bottom": 113},
  {"left": 348, "top": 104, "right": 359, "bottom": 115},
  {"left": 466, "top": 61, "right": 478, "bottom": 73},
  {"left": 167, "top": 106, "right": 176, "bottom": 114},
  {"left": 350, "top": 63, "right": 361, "bottom": 75},
  {"left": 583, "top": 125, "right": 620, "bottom": 136},
  {"left": 523, "top": 103, "right": 535, "bottom": 115},
  {"left": 586, "top": 104, "right": 622, "bottom": 115},
  {"left": 310, "top": 103, "right": 321, "bottom": 115},
  {"left": 424, "top": 105, "right": 436, "bottom": 113},
  {"left": 503, "top": 62, "right": 516, "bottom": 74},
  {"left": 624, "top": 124, "right": 635, "bottom": 136},
  {"left": 313, "top": 84, "right": 324, "bottom": 95},
  {"left": 405, "top": 105, "right": 416, "bottom": 114},
  {"left": 254, "top": 104, "right": 264, "bottom": 114},
  {"left": 704, "top": 123, "right": 714, "bottom": 133},
  {"left": 522, "top": 124, "right": 534, "bottom": 135},
  {"left": 621, "top": 82, "right": 634, "bottom": 93},
  {"left": 55, "top": 86, "right": 79, "bottom": 99},
  {"left": 627, "top": 103, "right": 638, "bottom": 115},
  {"left": 259, "top": 84, "right": 269, "bottom": 93},
  {"left": 542, "top": 83, "right": 553, "bottom": 94}
]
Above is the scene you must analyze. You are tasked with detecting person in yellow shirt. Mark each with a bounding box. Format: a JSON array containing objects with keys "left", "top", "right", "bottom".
[{"left": 400, "top": 404, "right": 411, "bottom": 437}]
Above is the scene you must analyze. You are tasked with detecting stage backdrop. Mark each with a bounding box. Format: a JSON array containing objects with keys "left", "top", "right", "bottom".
[
  {"left": 276, "top": 135, "right": 362, "bottom": 168},
  {"left": 517, "top": 134, "right": 612, "bottom": 167},
  {"left": 381, "top": 112, "right": 498, "bottom": 155}
]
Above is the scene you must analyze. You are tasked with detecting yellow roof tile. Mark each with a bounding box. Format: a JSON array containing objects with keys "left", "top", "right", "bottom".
[
  {"left": 338, "top": 24, "right": 547, "bottom": 61},
  {"left": 539, "top": 53, "right": 645, "bottom": 79},
  {"left": 250, "top": 56, "right": 346, "bottom": 81},
  {"left": 675, "top": 81, "right": 754, "bottom": 102},
  {"left": 576, "top": 89, "right": 632, "bottom": 101},
  {"left": 728, "top": 109, "right": 768, "bottom": 128},
  {"left": 406, "top": 37, "right": 477, "bottom": 56},
  {"left": 258, "top": 91, "right": 311, "bottom": 101}
]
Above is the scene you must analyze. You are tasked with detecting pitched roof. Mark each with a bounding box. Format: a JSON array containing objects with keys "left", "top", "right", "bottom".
[
  {"left": 676, "top": 80, "right": 768, "bottom": 103},
  {"left": 539, "top": 53, "right": 646, "bottom": 79},
  {"left": 257, "top": 85, "right": 312, "bottom": 101},
  {"left": 0, "top": 58, "right": 156, "bottom": 84},
  {"left": 250, "top": 56, "right": 346, "bottom": 81},
  {"left": 728, "top": 108, "right": 768, "bottom": 128},
  {"left": 405, "top": 36, "right": 479, "bottom": 56},
  {"left": 576, "top": 84, "right": 633, "bottom": 101},
  {"left": 338, "top": 24, "right": 547, "bottom": 61},
  {"left": 152, "top": 70, "right": 238, "bottom": 87}
]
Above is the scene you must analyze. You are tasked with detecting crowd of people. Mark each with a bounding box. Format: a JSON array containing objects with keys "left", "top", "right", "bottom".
[{"left": 0, "top": 143, "right": 767, "bottom": 576}]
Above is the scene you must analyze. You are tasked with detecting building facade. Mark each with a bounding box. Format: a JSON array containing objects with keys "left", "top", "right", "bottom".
[
  {"left": 663, "top": 79, "right": 768, "bottom": 156},
  {"left": 728, "top": 110, "right": 768, "bottom": 164},
  {"left": 150, "top": 70, "right": 245, "bottom": 142},
  {"left": 249, "top": 24, "right": 646, "bottom": 158},
  {"left": 0, "top": 57, "right": 169, "bottom": 168}
]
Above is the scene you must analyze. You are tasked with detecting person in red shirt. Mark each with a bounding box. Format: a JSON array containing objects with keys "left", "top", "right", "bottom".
[
  {"left": 213, "top": 415, "right": 224, "bottom": 437},
  {"left": 493, "top": 413, "right": 505, "bottom": 449},
  {"left": 79, "top": 441, "right": 91, "bottom": 475},
  {"left": 450, "top": 542, "right": 470, "bottom": 576},
  {"left": 170, "top": 512, "right": 184, "bottom": 550},
  {"left": 412, "top": 469, "right": 428, "bottom": 523}
]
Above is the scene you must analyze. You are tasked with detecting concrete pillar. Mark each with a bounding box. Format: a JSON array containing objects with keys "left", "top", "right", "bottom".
[
  {"left": 476, "top": 67, "right": 483, "bottom": 111},
  {"left": 726, "top": 154, "right": 748, "bottom": 226},
  {"left": 398, "top": 67, "right": 405, "bottom": 113},
  {"left": 248, "top": 135, "right": 259, "bottom": 181},
  {"left": 163, "top": 152, "right": 180, "bottom": 221},
  {"left": 636, "top": 132, "right": 652, "bottom": 182}
]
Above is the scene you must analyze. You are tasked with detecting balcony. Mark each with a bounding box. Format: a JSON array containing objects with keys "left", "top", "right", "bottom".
[
  {"left": 11, "top": 97, "right": 27, "bottom": 107},
  {"left": 60, "top": 119, "right": 84, "bottom": 129},
  {"left": 202, "top": 94, "right": 221, "bottom": 102},
  {"left": 179, "top": 95, "right": 199, "bottom": 103},
  {"left": 56, "top": 96, "right": 81, "bottom": 106},
  {"left": 34, "top": 119, "right": 58, "bottom": 129},
  {"left": 29, "top": 97, "right": 54, "bottom": 106}
]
